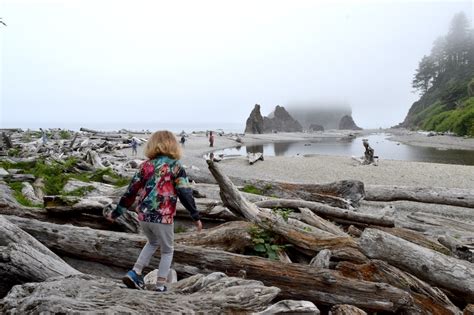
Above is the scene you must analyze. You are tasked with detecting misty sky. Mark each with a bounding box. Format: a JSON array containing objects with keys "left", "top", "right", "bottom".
[{"left": 0, "top": 0, "right": 472, "bottom": 130}]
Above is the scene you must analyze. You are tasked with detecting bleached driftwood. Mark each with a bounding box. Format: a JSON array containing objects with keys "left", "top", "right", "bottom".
[
  {"left": 248, "top": 152, "right": 264, "bottom": 165},
  {"left": 365, "top": 185, "right": 474, "bottom": 208},
  {"left": 0, "top": 216, "right": 80, "bottom": 297},
  {"left": 239, "top": 178, "right": 365, "bottom": 209},
  {"left": 359, "top": 228, "right": 474, "bottom": 303},
  {"left": 207, "top": 160, "right": 367, "bottom": 262},
  {"left": 255, "top": 199, "right": 394, "bottom": 227},
  {"left": 0, "top": 273, "right": 280, "bottom": 314},
  {"left": 8, "top": 216, "right": 412, "bottom": 312}
]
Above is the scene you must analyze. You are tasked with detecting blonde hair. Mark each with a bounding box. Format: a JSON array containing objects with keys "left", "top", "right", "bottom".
[{"left": 144, "top": 130, "right": 182, "bottom": 160}]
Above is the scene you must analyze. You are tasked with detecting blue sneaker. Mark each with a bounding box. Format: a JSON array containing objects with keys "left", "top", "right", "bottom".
[{"left": 122, "top": 270, "right": 144, "bottom": 290}]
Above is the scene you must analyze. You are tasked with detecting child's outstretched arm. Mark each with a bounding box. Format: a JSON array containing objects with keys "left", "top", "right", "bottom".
[
  {"left": 110, "top": 161, "right": 153, "bottom": 220},
  {"left": 175, "top": 166, "right": 202, "bottom": 230}
]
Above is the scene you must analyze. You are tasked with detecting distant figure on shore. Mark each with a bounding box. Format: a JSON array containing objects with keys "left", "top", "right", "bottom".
[
  {"left": 131, "top": 138, "right": 138, "bottom": 156},
  {"left": 209, "top": 131, "right": 214, "bottom": 147},
  {"left": 352, "top": 139, "right": 377, "bottom": 165},
  {"left": 180, "top": 135, "right": 186, "bottom": 146},
  {"left": 40, "top": 128, "right": 48, "bottom": 145}
]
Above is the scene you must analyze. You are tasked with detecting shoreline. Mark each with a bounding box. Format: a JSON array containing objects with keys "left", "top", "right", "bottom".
[{"left": 123, "top": 129, "right": 474, "bottom": 189}]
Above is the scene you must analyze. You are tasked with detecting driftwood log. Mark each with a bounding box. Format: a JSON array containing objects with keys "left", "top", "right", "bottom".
[
  {"left": 7, "top": 216, "right": 413, "bottom": 312},
  {"left": 365, "top": 185, "right": 474, "bottom": 208},
  {"left": 0, "top": 216, "right": 80, "bottom": 297},
  {"left": 255, "top": 199, "right": 394, "bottom": 227},
  {"left": 207, "top": 160, "right": 367, "bottom": 262},
  {"left": 0, "top": 273, "right": 281, "bottom": 314},
  {"left": 336, "top": 259, "right": 461, "bottom": 314},
  {"left": 237, "top": 178, "right": 365, "bottom": 209},
  {"left": 330, "top": 305, "right": 367, "bottom": 315},
  {"left": 359, "top": 228, "right": 474, "bottom": 303},
  {"left": 248, "top": 152, "right": 264, "bottom": 165}
]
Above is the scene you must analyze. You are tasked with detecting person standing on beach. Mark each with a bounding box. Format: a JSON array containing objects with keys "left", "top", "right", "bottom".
[
  {"left": 209, "top": 131, "right": 214, "bottom": 147},
  {"left": 131, "top": 138, "right": 138, "bottom": 156},
  {"left": 107, "top": 130, "right": 202, "bottom": 292},
  {"left": 40, "top": 128, "right": 48, "bottom": 145}
]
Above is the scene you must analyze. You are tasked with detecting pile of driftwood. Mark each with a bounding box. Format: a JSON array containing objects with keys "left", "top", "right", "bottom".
[{"left": 1, "top": 131, "right": 474, "bottom": 314}]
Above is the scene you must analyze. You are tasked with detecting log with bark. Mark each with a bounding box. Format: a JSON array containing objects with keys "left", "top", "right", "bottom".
[
  {"left": 330, "top": 305, "right": 367, "bottom": 315},
  {"left": 359, "top": 228, "right": 474, "bottom": 303},
  {"left": 0, "top": 273, "right": 281, "bottom": 314},
  {"left": 238, "top": 178, "right": 365, "bottom": 209},
  {"left": 365, "top": 185, "right": 474, "bottom": 208},
  {"left": 7, "top": 216, "right": 413, "bottom": 312},
  {"left": 336, "top": 259, "right": 461, "bottom": 314},
  {"left": 207, "top": 160, "right": 367, "bottom": 262}
]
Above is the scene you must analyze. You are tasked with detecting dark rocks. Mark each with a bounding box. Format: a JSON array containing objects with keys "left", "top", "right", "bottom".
[
  {"left": 245, "top": 105, "right": 303, "bottom": 134},
  {"left": 339, "top": 115, "right": 362, "bottom": 130},
  {"left": 245, "top": 104, "right": 265, "bottom": 134},
  {"left": 309, "top": 124, "right": 324, "bottom": 131}
]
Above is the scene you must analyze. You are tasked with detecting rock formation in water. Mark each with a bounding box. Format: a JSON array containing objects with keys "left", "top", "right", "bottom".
[
  {"left": 286, "top": 104, "right": 352, "bottom": 130},
  {"left": 244, "top": 105, "right": 302, "bottom": 133},
  {"left": 244, "top": 104, "right": 264, "bottom": 134},
  {"left": 264, "top": 106, "right": 303, "bottom": 133},
  {"left": 309, "top": 124, "right": 324, "bottom": 131},
  {"left": 339, "top": 115, "right": 362, "bottom": 130}
]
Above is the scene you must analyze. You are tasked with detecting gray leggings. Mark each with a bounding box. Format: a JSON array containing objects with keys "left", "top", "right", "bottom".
[{"left": 134, "top": 221, "right": 174, "bottom": 279}]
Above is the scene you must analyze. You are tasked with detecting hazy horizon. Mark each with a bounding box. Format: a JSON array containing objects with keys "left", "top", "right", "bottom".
[{"left": 1, "top": 0, "right": 473, "bottom": 130}]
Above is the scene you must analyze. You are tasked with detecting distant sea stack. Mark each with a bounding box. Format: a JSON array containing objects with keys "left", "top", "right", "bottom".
[
  {"left": 285, "top": 103, "right": 360, "bottom": 130},
  {"left": 244, "top": 104, "right": 302, "bottom": 134},
  {"left": 245, "top": 104, "right": 265, "bottom": 134},
  {"left": 338, "top": 115, "right": 362, "bottom": 130}
]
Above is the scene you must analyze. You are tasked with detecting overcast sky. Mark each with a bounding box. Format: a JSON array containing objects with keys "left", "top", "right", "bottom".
[{"left": 0, "top": 0, "right": 472, "bottom": 130}]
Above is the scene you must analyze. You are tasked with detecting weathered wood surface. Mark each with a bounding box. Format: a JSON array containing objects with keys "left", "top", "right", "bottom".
[
  {"left": 365, "top": 185, "right": 474, "bottom": 208},
  {"left": 256, "top": 300, "right": 320, "bottom": 314},
  {"left": 439, "top": 235, "right": 474, "bottom": 263},
  {"left": 0, "top": 216, "right": 80, "bottom": 297},
  {"left": 337, "top": 259, "right": 461, "bottom": 315},
  {"left": 255, "top": 199, "right": 394, "bottom": 227},
  {"left": 238, "top": 178, "right": 365, "bottom": 209},
  {"left": 377, "top": 226, "right": 451, "bottom": 256},
  {"left": 294, "top": 208, "right": 347, "bottom": 236},
  {"left": 309, "top": 249, "right": 332, "bottom": 269},
  {"left": 330, "top": 305, "right": 367, "bottom": 315},
  {"left": 7, "top": 216, "right": 412, "bottom": 312},
  {"left": 248, "top": 152, "right": 264, "bottom": 165},
  {"left": 0, "top": 273, "right": 280, "bottom": 314},
  {"left": 207, "top": 160, "right": 367, "bottom": 262},
  {"left": 359, "top": 228, "right": 474, "bottom": 303}
]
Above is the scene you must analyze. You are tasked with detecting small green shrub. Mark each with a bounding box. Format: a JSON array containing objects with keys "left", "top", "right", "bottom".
[
  {"left": 8, "top": 182, "right": 42, "bottom": 208},
  {"left": 63, "top": 185, "right": 95, "bottom": 197},
  {"left": 248, "top": 225, "right": 291, "bottom": 260},
  {"left": 272, "top": 207, "right": 294, "bottom": 222},
  {"left": 241, "top": 185, "right": 263, "bottom": 195},
  {"left": 59, "top": 130, "right": 72, "bottom": 139}
]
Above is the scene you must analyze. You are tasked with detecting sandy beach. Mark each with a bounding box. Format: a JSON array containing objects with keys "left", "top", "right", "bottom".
[{"left": 123, "top": 129, "right": 474, "bottom": 189}]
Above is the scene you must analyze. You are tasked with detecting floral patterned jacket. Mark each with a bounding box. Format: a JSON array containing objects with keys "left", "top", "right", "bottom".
[{"left": 111, "top": 156, "right": 200, "bottom": 224}]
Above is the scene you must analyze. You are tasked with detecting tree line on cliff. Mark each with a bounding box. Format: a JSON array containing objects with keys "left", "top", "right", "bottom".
[{"left": 400, "top": 12, "right": 474, "bottom": 136}]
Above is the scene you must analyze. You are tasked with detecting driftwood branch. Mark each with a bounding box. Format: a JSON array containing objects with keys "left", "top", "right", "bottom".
[
  {"left": 365, "top": 185, "right": 474, "bottom": 208},
  {"left": 359, "top": 228, "right": 474, "bottom": 303}
]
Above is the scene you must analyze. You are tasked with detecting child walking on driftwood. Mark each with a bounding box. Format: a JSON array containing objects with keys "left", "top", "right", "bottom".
[{"left": 107, "top": 130, "right": 202, "bottom": 292}]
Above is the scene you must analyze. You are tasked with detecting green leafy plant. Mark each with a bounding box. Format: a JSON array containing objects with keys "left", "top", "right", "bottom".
[
  {"left": 63, "top": 185, "right": 95, "bottom": 197},
  {"left": 8, "top": 182, "right": 42, "bottom": 208},
  {"left": 241, "top": 184, "right": 263, "bottom": 195},
  {"left": 248, "top": 225, "right": 291, "bottom": 260},
  {"left": 272, "top": 207, "right": 294, "bottom": 222},
  {"left": 59, "top": 130, "right": 72, "bottom": 139}
]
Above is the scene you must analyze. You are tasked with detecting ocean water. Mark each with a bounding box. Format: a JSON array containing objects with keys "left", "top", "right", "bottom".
[
  {"left": 213, "top": 133, "right": 474, "bottom": 166},
  {"left": 0, "top": 122, "right": 244, "bottom": 134}
]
